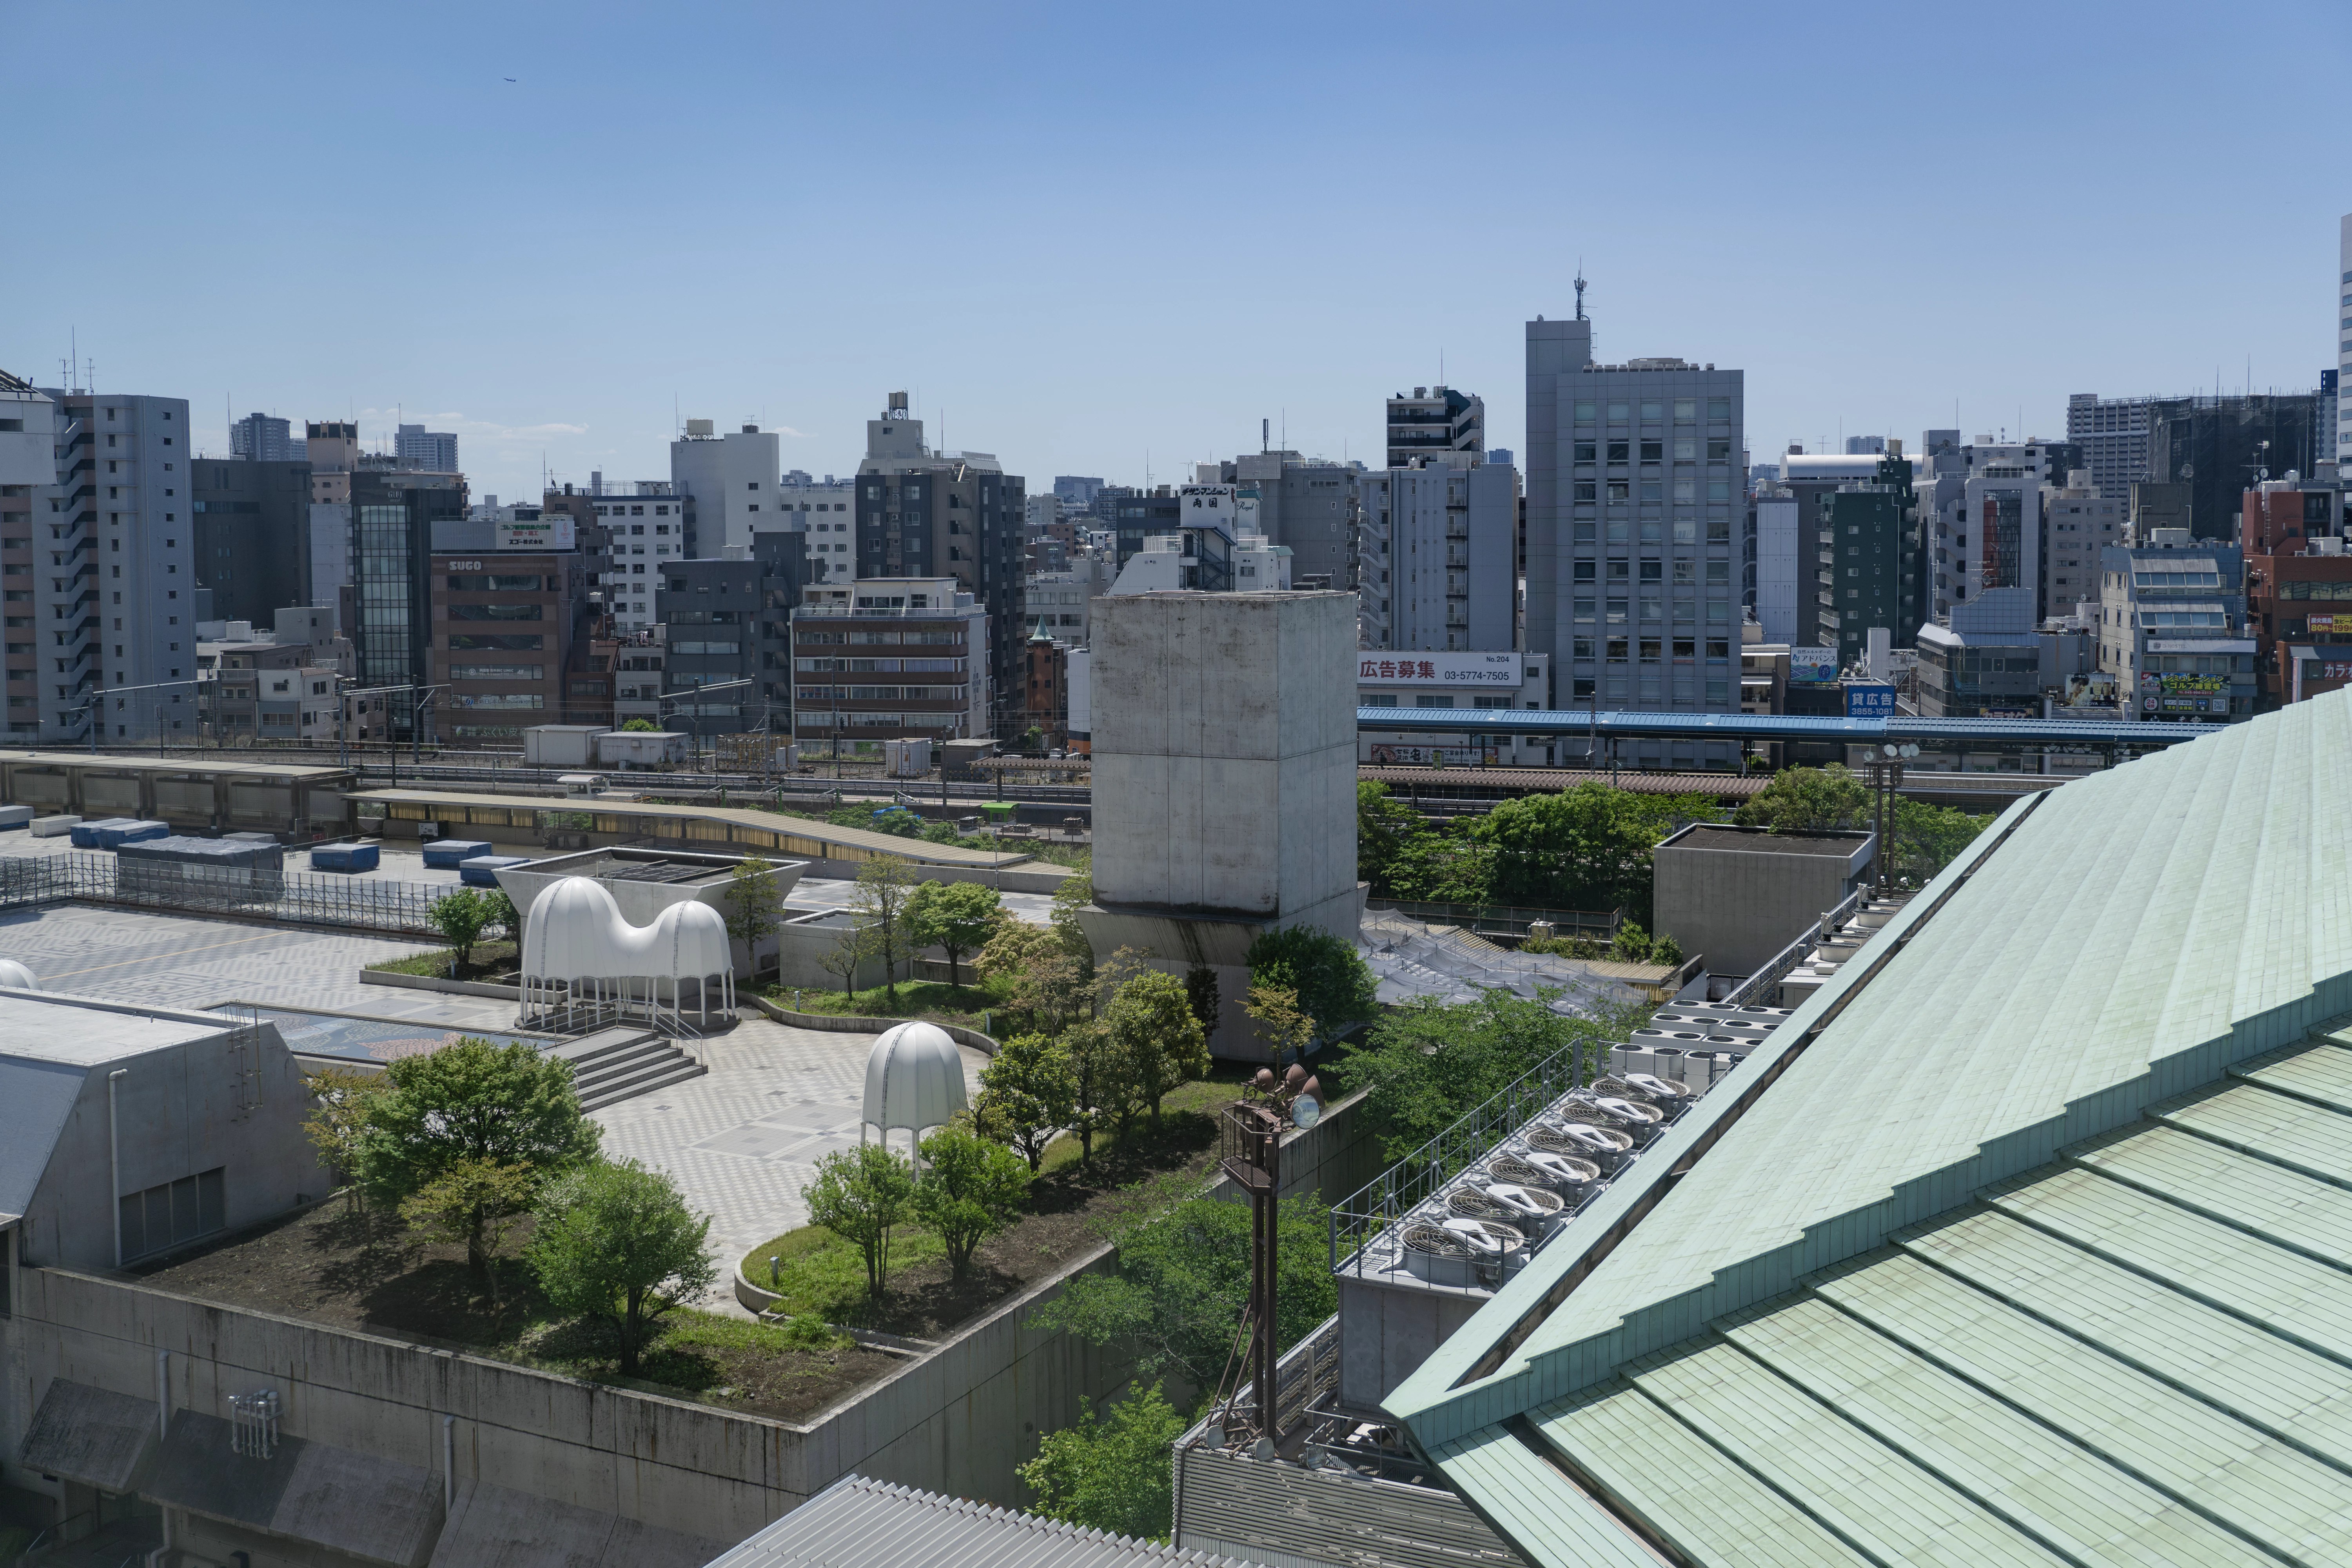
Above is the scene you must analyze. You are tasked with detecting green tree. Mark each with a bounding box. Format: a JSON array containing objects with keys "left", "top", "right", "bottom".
[
  {"left": 724, "top": 854, "right": 783, "bottom": 978},
  {"left": 848, "top": 854, "right": 920, "bottom": 1004},
  {"left": 1060, "top": 1018, "right": 1122, "bottom": 1163},
  {"left": 1049, "top": 872, "right": 1095, "bottom": 971},
  {"left": 525, "top": 1157, "right": 716, "bottom": 1375},
  {"left": 911, "top": 1125, "right": 1031, "bottom": 1281},
  {"left": 1245, "top": 926, "right": 1376, "bottom": 1050},
  {"left": 973, "top": 1032, "right": 1078, "bottom": 1171},
  {"left": 1891, "top": 798, "right": 1992, "bottom": 882},
  {"left": 1182, "top": 964, "right": 1221, "bottom": 1038},
  {"left": 481, "top": 887, "right": 522, "bottom": 948},
  {"left": 979, "top": 920, "right": 1091, "bottom": 1034},
  {"left": 1336, "top": 992, "right": 1649, "bottom": 1160},
  {"left": 400, "top": 1158, "right": 534, "bottom": 1308},
  {"left": 620, "top": 717, "right": 659, "bottom": 732},
  {"left": 426, "top": 887, "right": 494, "bottom": 971},
  {"left": 1735, "top": 765, "right": 1871, "bottom": 834},
  {"left": 905, "top": 879, "right": 1002, "bottom": 988},
  {"left": 1103, "top": 969, "right": 1209, "bottom": 1131},
  {"left": 1031, "top": 1176, "right": 1335, "bottom": 1394},
  {"left": 818, "top": 922, "right": 872, "bottom": 998},
  {"left": 1469, "top": 782, "right": 1714, "bottom": 920},
  {"left": 802, "top": 1142, "right": 917, "bottom": 1296},
  {"left": 301, "top": 1065, "right": 390, "bottom": 1210},
  {"left": 353, "top": 1037, "right": 602, "bottom": 1281},
  {"left": 1018, "top": 1382, "right": 1185, "bottom": 1540},
  {"left": 1241, "top": 983, "right": 1316, "bottom": 1063},
  {"left": 1356, "top": 780, "right": 1435, "bottom": 898}
]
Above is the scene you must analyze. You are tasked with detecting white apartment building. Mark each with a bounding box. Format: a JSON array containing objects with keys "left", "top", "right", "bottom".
[
  {"left": 2339, "top": 212, "right": 2352, "bottom": 468},
  {"left": 589, "top": 481, "right": 684, "bottom": 630},
  {"left": 1358, "top": 461, "right": 1517, "bottom": 653},
  {"left": 1752, "top": 495, "right": 1800, "bottom": 644},
  {"left": 1022, "top": 557, "right": 1109, "bottom": 643},
  {"left": 672, "top": 419, "right": 782, "bottom": 557},
  {"left": 1, "top": 374, "right": 54, "bottom": 736},
  {"left": 394, "top": 423, "right": 458, "bottom": 472},
  {"left": 32, "top": 388, "right": 201, "bottom": 742},
  {"left": 763, "top": 472, "right": 857, "bottom": 585}
]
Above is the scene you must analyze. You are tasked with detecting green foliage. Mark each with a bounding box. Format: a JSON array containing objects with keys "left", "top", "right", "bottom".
[
  {"left": 1103, "top": 969, "right": 1210, "bottom": 1130},
  {"left": 1060, "top": 1019, "right": 1121, "bottom": 1163},
  {"left": 979, "top": 918, "right": 1090, "bottom": 1035},
  {"left": 1891, "top": 798, "right": 1992, "bottom": 882},
  {"left": 620, "top": 717, "right": 658, "bottom": 732},
  {"left": 801, "top": 1143, "right": 917, "bottom": 1296},
  {"left": 1245, "top": 926, "right": 1376, "bottom": 1049},
  {"left": 401, "top": 1158, "right": 535, "bottom": 1307},
  {"left": 1519, "top": 933, "right": 1608, "bottom": 960},
  {"left": 724, "top": 854, "right": 783, "bottom": 971},
  {"left": 905, "top": 879, "right": 1002, "bottom": 988},
  {"left": 426, "top": 887, "right": 495, "bottom": 968},
  {"left": 1182, "top": 964, "right": 1220, "bottom": 1037},
  {"left": 301, "top": 1065, "right": 390, "bottom": 1208},
  {"left": 1241, "top": 983, "right": 1315, "bottom": 1063},
  {"left": 1334, "top": 992, "right": 1650, "bottom": 1161},
  {"left": 1606, "top": 919, "right": 1683, "bottom": 966},
  {"left": 1356, "top": 782, "right": 1492, "bottom": 900},
  {"left": 353, "top": 1037, "right": 601, "bottom": 1276},
  {"left": 1049, "top": 873, "right": 1096, "bottom": 971},
  {"left": 525, "top": 1158, "right": 716, "bottom": 1376},
  {"left": 1018, "top": 1381, "right": 1185, "bottom": 1541},
  {"left": 912, "top": 1126, "right": 1031, "bottom": 1281},
  {"left": 848, "top": 854, "right": 920, "bottom": 1004},
  {"left": 1032, "top": 1176, "right": 1335, "bottom": 1396},
  {"left": 973, "top": 1032, "right": 1078, "bottom": 1171},
  {"left": 818, "top": 922, "right": 872, "bottom": 996},
  {"left": 1734, "top": 764, "right": 1871, "bottom": 833},
  {"left": 1469, "top": 782, "right": 1716, "bottom": 922}
]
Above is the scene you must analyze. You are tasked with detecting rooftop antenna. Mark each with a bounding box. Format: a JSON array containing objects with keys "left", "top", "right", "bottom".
[
  {"left": 1261, "top": 417, "right": 1269, "bottom": 454},
  {"left": 1573, "top": 264, "right": 1587, "bottom": 322}
]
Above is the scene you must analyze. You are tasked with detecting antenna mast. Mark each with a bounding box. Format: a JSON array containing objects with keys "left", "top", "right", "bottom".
[{"left": 1574, "top": 264, "right": 1587, "bottom": 322}]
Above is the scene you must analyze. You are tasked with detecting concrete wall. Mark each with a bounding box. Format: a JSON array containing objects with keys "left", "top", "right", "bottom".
[
  {"left": 14, "top": 1018, "right": 331, "bottom": 1278},
  {"left": 1651, "top": 825, "right": 1873, "bottom": 978},
  {"left": 1089, "top": 593, "right": 1358, "bottom": 925}
]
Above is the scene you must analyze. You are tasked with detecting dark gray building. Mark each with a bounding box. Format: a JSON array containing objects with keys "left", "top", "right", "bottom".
[
  {"left": 653, "top": 541, "right": 809, "bottom": 741},
  {"left": 192, "top": 457, "right": 312, "bottom": 625},
  {"left": 1197, "top": 455, "right": 1365, "bottom": 593},
  {"left": 352, "top": 464, "right": 466, "bottom": 738}
]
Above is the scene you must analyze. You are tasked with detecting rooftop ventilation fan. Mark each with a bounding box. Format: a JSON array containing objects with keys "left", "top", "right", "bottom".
[{"left": 1529, "top": 1120, "right": 1632, "bottom": 1160}]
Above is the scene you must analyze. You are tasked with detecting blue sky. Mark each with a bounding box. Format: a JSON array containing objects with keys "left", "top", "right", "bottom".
[{"left": 5, "top": 1, "right": 2346, "bottom": 503}]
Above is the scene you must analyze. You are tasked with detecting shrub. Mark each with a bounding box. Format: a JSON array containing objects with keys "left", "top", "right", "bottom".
[
  {"left": 1103, "top": 969, "right": 1209, "bottom": 1130},
  {"left": 911, "top": 1127, "right": 1030, "bottom": 1281},
  {"left": 973, "top": 1032, "right": 1078, "bottom": 1171},
  {"left": 1018, "top": 1382, "right": 1185, "bottom": 1540},
  {"left": 426, "top": 888, "right": 495, "bottom": 970},
  {"left": 1245, "top": 926, "right": 1376, "bottom": 1050},
  {"left": 526, "top": 1158, "right": 716, "bottom": 1375},
  {"left": 802, "top": 1143, "right": 917, "bottom": 1296}
]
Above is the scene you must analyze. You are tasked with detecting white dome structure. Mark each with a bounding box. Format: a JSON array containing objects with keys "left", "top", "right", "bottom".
[
  {"left": 862, "top": 1020, "right": 968, "bottom": 1161},
  {"left": 0, "top": 958, "right": 40, "bottom": 990},
  {"left": 518, "top": 875, "right": 737, "bottom": 1032}
]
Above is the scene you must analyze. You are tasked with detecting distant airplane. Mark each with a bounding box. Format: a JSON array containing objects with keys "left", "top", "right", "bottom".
[{"left": 504, "top": 77, "right": 516, "bottom": 82}]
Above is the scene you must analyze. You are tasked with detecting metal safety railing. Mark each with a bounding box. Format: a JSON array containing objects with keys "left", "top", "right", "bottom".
[
  {"left": 1719, "top": 887, "right": 1862, "bottom": 1008},
  {"left": 0, "top": 851, "right": 450, "bottom": 936},
  {"left": 1360, "top": 899, "right": 1622, "bottom": 942}
]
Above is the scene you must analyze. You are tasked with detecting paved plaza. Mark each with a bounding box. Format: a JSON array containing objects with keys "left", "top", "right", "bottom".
[{"left": 591, "top": 1016, "right": 982, "bottom": 1312}]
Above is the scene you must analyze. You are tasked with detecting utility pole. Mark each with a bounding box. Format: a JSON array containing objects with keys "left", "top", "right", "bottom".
[{"left": 1214, "top": 1066, "right": 1322, "bottom": 1452}]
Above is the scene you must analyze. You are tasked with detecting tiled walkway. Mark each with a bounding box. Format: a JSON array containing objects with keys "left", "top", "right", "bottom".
[{"left": 592, "top": 1015, "right": 986, "bottom": 1311}]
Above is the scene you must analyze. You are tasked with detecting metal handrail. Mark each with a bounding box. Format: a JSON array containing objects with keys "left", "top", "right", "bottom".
[{"left": 1719, "top": 887, "right": 1862, "bottom": 1007}]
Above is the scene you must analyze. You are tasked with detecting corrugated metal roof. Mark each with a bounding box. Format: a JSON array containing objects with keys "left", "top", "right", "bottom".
[
  {"left": 1380, "top": 689, "right": 2352, "bottom": 1565},
  {"left": 700, "top": 1475, "right": 1257, "bottom": 1567}
]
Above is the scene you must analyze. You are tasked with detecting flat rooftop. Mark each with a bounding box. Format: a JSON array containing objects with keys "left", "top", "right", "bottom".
[
  {"left": 0, "top": 749, "right": 354, "bottom": 781},
  {"left": 1669, "top": 826, "right": 1866, "bottom": 856},
  {"left": 0, "top": 989, "right": 230, "bottom": 1064}
]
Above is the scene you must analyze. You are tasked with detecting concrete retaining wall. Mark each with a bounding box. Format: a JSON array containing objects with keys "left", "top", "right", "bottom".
[
  {"left": 801, "top": 857, "right": 1075, "bottom": 895},
  {"left": 359, "top": 970, "right": 522, "bottom": 1000},
  {"left": 740, "top": 993, "right": 998, "bottom": 1056}
]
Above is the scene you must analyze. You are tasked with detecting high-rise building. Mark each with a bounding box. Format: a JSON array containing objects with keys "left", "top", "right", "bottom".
[
  {"left": 1815, "top": 447, "right": 1926, "bottom": 670},
  {"left": 352, "top": 466, "right": 467, "bottom": 739},
  {"left": 191, "top": 456, "right": 314, "bottom": 625},
  {"left": 29, "top": 386, "right": 200, "bottom": 742},
  {"left": 229, "top": 412, "right": 297, "bottom": 463},
  {"left": 0, "top": 371, "right": 53, "bottom": 736},
  {"left": 789, "top": 576, "right": 990, "bottom": 750},
  {"left": 305, "top": 421, "right": 358, "bottom": 505},
  {"left": 394, "top": 423, "right": 459, "bottom": 474},
  {"left": 646, "top": 549, "right": 804, "bottom": 743},
  {"left": 1192, "top": 455, "right": 1364, "bottom": 594},
  {"left": 1842, "top": 435, "right": 1886, "bottom": 456},
  {"left": 2094, "top": 532, "right": 2252, "bottom": 722},
  {"left": 1523, "top": 310, "right": 1745, "bottom": 765},
  {"left": 1052, "top": 475, "right": 1106, "bottom": 508},
  {"left": 2069, "top": 390, "right": 2319, "bottom": 523},
  {"left": 670, "top": 419, "right": 780, "bottom": 558},
  {"left": 1357, "top": 461, "right": 1517, "bottom": 652},
  {"left": 1385, "top": 386, "right": 1484, "bottom": 469},
  {"left": 852, "top": 395, "right": 1027, "bottom": 736},
  {"left": 2337, "top": 212, "right": 2352, "bottom": 467},
  {"left": 581, "top": 480, "right": 684, "bottom": 631}
]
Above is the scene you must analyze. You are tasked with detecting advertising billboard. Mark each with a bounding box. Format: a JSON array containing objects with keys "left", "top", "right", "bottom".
[
  {"left": 1845, "top": 682, "right": 1895, "bottom": 719},
  {"left": 497, "top": 513, "right": 575, "bottom": 552},
  {"left": 1789, "top": 646, "right": 1838, "bottom": 683},
  {"left": 1357, "top": 652, "right": 1521, "bottom": 688}
]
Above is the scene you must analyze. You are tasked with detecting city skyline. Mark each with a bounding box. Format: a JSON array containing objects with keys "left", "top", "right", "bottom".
[{"left": 4, "top": 0, "right": 2345, "bottom": 504}]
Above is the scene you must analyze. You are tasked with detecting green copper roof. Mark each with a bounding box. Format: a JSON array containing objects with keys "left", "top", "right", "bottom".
[{"left": 1386, "top": 691, "right": 2352, "bottom": 1566}]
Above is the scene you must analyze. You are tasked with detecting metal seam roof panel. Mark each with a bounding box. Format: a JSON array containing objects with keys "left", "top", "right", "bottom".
[
  {"left": 1891, "top": 1201, "right": 2352, "bottom": 1470},
  {"left": 2063, "top": 1118, "right": 2352, "bottom": 1277},
  {"left": 1532, "top": 1378, "right": 1877, "bottom": 1568},
  {"left": 1812, "top": 1250, "right": 2352, "bottom": 1557},
  {"left": 1422, "top": 1428, "right": 1659, "bottom": 1568},
  {"left": 1714, "top": 1290, "right": 2276, "bottom": 1568}
]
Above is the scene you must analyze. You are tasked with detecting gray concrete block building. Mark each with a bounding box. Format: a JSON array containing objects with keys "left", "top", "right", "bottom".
[{"left": 1523, "top": 310, "right": 1745, "bottom": 766}]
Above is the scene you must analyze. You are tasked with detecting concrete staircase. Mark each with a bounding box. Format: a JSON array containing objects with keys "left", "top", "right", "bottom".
[{"left": 553, "top": 1026, "right": 706, "bottom": 1111}]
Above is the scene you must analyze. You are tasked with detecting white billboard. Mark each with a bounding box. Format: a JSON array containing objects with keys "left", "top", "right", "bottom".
[
  {"left": 1357, "top": 651, "right": 1521, "bottom": 687},
  {"left": 497, "top": 513, "right": 576, "bottom": 552}
]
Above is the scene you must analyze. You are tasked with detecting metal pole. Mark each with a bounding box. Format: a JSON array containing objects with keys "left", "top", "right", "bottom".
[{"left": 109, "top": 1068, "right": 126, "bottom": 1266}]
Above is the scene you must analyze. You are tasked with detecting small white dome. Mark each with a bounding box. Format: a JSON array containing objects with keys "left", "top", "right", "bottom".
[
  {"left": 863, "top": 1020, "right": 968, "bottom": 1135},
  {"left": 0, "top": 958, "right": 40, "bottom": 989},
  {"left": 655, "top": 899, "right": 733, "bottom": 979},
  {"left": 524, "top": 876, "right": 621, "bottom": 979}
]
